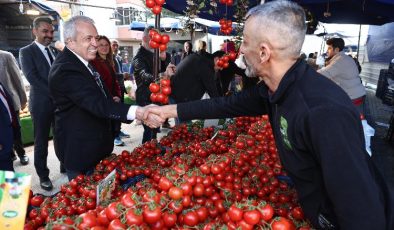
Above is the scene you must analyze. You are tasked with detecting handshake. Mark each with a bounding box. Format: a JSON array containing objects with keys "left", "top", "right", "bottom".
[{"left": 135, "top": 104, "right": 177, "bottom": 128}]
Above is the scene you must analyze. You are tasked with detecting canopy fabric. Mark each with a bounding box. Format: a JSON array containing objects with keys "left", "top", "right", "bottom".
[
  {"left": 130, "top": 17, "right": 237, "bottom": 36},
  {"left": 129, "top": 17, "right": 183, "bottom": 31},
  {"left": 162, "top": 0, "right": 394, "bottom": 25},
  {"left": 366, "top": 22, "right": 394, "bottom": 63}
]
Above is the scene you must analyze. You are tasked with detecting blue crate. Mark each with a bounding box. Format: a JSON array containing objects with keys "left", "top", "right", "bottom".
[
  {"left": 120, "top": 174, "right": 146, "bottom": 190},
  {"left": 276, "top": 175, "right": 294, "bottom": 187}
]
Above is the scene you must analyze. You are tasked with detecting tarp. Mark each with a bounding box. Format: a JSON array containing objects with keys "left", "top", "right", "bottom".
[
  {"left": 129, "top": 17, "right": 183, "bottom": 31},
  {"left": 130, "top": 17, "right": 237, "bottom": 36},
  {"left": 366, "top": 22, "right": 394, "bottom": 63},
  {"left": 163, "top": 0, "right": 394, "bottom": 25}
]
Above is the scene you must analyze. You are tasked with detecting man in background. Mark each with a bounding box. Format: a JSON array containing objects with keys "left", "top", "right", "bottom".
[
  {"left": 318, "top": 38, "right": 366, "bottom": 113},
  {"left": 132, "top": 26, "right": 172, "bottom": 143},
  {"left": 19, "top": 17, "right": 63, "bottom": 191},
  {"left": 0, "top": 49, "right": 28, "bottom": 166},
  {"left": 111, "top": 39, "right": 130, "bottom": 146}
]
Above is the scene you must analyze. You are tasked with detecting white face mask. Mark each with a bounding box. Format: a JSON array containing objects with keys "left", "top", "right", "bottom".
[{"left": 242, "top": 55, "right": 257, "bottom": 78}]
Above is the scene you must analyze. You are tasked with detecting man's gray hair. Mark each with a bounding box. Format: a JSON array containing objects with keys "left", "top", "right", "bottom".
[
  {"left": 33, "top": 16, "right": 52, "bottom": 28},
  {"left": 247, "top": 0, "right": 306, "bottom": 57},
  {"left": 63, "top": 16, "right": 95, "bottom": 42}
]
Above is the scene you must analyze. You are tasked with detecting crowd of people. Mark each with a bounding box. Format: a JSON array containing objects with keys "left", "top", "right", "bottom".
[{"left": 0, "top": 0, "right": 392, "bottom": 229}]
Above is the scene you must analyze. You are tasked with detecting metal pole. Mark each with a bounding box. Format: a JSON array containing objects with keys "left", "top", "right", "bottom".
[
  {"left": 153, "top": 14, "right": 160, "bottom": 80},
  {"left": 357, "top": 24, "right": 362, "bottom": 60}
]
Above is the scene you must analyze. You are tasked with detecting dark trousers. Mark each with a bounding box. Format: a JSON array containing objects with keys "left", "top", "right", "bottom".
[
  {"left": 12, "top": 112, "right": 25, "bottom": 156},
  {"left": 142, "top": 124, "right": 158, "bottom": 144},
  {"left": 31, "top": 106, "right": 56, "bottom": 180},
  {"left": 0, "top": 153, "right": 14, "bottom": 171}
]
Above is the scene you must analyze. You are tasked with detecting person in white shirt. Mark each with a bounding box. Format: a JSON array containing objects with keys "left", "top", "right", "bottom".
[{"left": 318, "top": 38, "right": 366, "bottom": 114}]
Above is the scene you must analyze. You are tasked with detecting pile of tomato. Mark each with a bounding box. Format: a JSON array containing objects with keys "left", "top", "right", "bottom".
[
  {"left": 149, "top": 78, "right": 171, "bottom": 104},
  {"left": 24, "top": 116, "right": 313, "bottom": 230}
]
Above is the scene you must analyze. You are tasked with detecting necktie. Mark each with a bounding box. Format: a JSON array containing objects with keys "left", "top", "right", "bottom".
[
  {"left": 0, "top": 87, "right": 17, "bottom": 127},
  {"left": 45, "top": 47, "right": 54, "bottom": 64},
  {"left": 88, "top": 64, "right": 107, "bottom": 98}
]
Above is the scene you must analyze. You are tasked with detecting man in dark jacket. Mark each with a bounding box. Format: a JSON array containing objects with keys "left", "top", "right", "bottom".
[
  {"left": 49, "top": 16, "right": 160, "bottom": 180},
  {"left": 144, "top": 1, "right": 393, "bottom": 229},
  {"left": 132, "top": 27, "right": 170, "bottom": 143}
]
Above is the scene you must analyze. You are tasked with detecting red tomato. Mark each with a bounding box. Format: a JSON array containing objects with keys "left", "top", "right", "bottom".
[
  {"left": 97, "top": 209, "right": 109, "bottom": 227},
  {"left": 159, "top": 44, "right": 167, "bottom": 52},
  {"left": 195, "top": 206, "right": 208, "bottom": 222},
  {"left": 125, "top": 209, "right": 143, "bottom": 226},
  {"left": 158, "top": 177, "right": 173, "bottom": 191},
  {"left": 161, "top": 86, "right": 171, "bottom": 95},
  {"left": 243, "top": 210, "right": 261, "bottom": 225},
  {"left": 183, "top": 211, "right": 199, "bottom": 226},
  {"left": 150, "top": 93, "right": 158, "bottom": 102},
  {"left": 108, "top": 219, "right": 126, "bottom": 230},
  {"left": 145, "top": 0, "right": 155, "bottom": 8},
  {"left": 168, "top": 186, "right": 183, "bottom": 200},
  {"left": 78, "top": 213, "right": 97, "bottom": 229},
  {"left": 161, "top": 34, "right": 170, "bottom": 44},
  {"left": 160, "top": 79, "right": 170, "bottom": 86},
  {"left": 105, "top": 202, "right": 121, "bottom": 220},
  {"left": 259, "top": 203, "right": 274, "bottom": 221},
  {"left": 149, "top": 29, "right": 158, "bottom": 38},
  {"left": 162, "top": 212, "right": 177, "bottom": 227},
  {"left": 151, "top": 5, "right": 162, "bottom": 15},
  {"left": 30, "top": 195, "right": 44, "bottom": 207},
  {"left": 271, "top": 217, "right": 296, "bottom": 230},
  {"left": 193, "top": 183, "right": 205, "bottom": 197},
  {"left": 149, "top": 83, "right": 160, "bottom": 93},
  {"left": 149, "top": 40, "right": 159, "bottom": 49},
  {"left": 143, "top": 206, "right": 162, "bottom": 224},
  {"left": 155, "top": 0, "right": 165, "bottom": 6},
  {"left": 152, "top": 33, "right": 162, "bottom": 43},
  {"left": 291, "top": 206, "right": 305, "bottom": 220},
  {"left": 228, "top": 204, "right": 243, "bottom": 222}
]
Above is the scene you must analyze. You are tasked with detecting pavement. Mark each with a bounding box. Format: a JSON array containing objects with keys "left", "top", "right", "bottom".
[{"left": 13, "top": 88, "right": 394, "bottom": 196}]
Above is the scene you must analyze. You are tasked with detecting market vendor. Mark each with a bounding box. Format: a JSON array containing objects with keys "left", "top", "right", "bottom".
[{"left": 143, "top": 1, "right": 393, "bottom": 229}]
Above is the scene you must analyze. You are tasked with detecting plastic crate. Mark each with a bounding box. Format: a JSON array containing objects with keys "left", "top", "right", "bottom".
[{"left": 120, "top": 174, "right": 146, "bottom": 190}]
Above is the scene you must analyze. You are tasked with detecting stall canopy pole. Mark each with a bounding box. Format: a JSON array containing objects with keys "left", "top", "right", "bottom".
[
  {"left": 356, "top": 24, "right": 362, "bottom": 60},
  {"left": 153, "top": 14, "right": 160, "bottom": 80}
]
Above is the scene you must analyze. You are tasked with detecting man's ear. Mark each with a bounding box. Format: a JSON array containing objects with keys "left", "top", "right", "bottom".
[{"left": 259, "top": 43, "right": 271, "bottom": 64}]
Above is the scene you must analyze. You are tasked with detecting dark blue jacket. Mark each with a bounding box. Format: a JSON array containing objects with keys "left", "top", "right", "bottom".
[
  {"left": 0, "top": 83, "right": 17, "bottom": 162},
  {"left": 177, "top": 60, "right": 392, "bottom": 229}
]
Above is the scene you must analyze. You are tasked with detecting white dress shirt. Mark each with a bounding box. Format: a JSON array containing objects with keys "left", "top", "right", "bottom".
[{"left": 34, "top": 41, "right": 54, "bottom": 66}]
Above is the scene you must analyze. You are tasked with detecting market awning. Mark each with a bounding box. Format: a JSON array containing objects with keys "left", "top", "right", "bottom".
[
  {"left": 130, "top": 17, "right": 237, "bottom": 36},
  {"left": 162, "top": 0, "right": 394, "bottom": 25},
  {"left": 129, "top": 17, "right": 183, "bottom": 32}
]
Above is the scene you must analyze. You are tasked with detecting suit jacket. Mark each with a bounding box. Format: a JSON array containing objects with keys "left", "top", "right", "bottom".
[
  {"left": 170, "top": 53, "right": 219, "bottom": 103},
  {"left": 0, "top": 50, "right": 27, "bottom": 111},
  {"left": 19, "top": 42, "right": 57, "bottom": 112},
  {"left": 0, "top": 83, "right": 18, "bottom": 161},
  {"left": 48, "top": 47, "right": 131, "bottom": 171}
]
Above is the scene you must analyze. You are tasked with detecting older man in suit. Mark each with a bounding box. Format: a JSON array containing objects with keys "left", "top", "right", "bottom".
[
  {"left": 19, "top": 16, "right": 63, "bottom": 191},
  {"left": 48, "top": 16, "right": 161, "bottom": 181},
  {"left": 0, "top": 50, "right": 28, "bottom": 165}
]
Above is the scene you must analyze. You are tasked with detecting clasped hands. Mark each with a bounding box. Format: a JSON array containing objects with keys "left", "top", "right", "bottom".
[{"left": 135, "top": 104, "right": 177, "bottom": 128}]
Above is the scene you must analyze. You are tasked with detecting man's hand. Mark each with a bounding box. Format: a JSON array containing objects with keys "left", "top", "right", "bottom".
[
  {"left": 164, "top": 63, "right": 176, "bottom": 77},
  {"left": 136, "top": 105, "right": 166, "bottom": 128},
  {"left": 113, "top": 96, "right": 121, "bottom": 103},
  {"left": 142, "top": 105, "right": 178, "bottom": 126}
]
